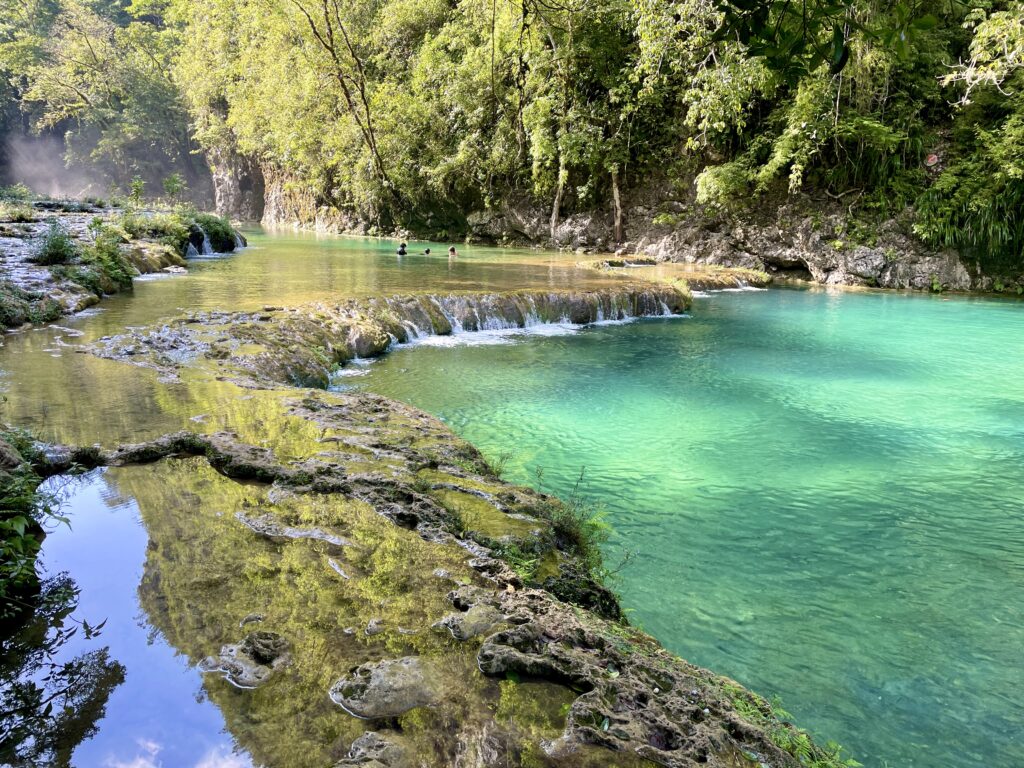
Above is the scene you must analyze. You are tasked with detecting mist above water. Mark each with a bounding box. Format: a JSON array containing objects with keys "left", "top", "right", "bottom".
[{"left": 3, "top": 135, "right": 102, "bottom": 198}]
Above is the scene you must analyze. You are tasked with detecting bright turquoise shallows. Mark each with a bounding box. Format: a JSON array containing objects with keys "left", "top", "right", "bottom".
[{"left": 350, "top": 287, "right": 1024, "bottom": 768}]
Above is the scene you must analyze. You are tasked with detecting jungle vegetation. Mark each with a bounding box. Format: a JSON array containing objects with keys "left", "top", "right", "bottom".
[{"left": 0, "top": 0, "right": 1022, "bottom": 269}]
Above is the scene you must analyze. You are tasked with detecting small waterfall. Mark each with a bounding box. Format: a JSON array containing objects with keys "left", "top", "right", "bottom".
[
  {"left": 201, "top": 230, "right": 214, "bottom": 255},
  {"left": 329, "top": 287, "right": 688, "bottom": 370},
  {"left": 234, "top": 232, "right": 246, "bottom": 250},
  {"left": 185, "top": 242, "right": 199, "bottom": 258}
]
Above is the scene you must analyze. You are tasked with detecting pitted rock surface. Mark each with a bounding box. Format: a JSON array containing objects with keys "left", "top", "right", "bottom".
[
  {"left": 200, "top": 630, "right": 290, "bottom": 688},
  {"left": 329, "top": 657, "right": 441, "bottom": 719}
]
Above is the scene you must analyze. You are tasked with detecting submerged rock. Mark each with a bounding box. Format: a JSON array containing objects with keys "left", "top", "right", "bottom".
[
  {"left": 329, "top": 657, "right": 441, "bottom": 719},
  {"left": 200, "top": 630, "right": 291, "bottom": 688},
  {"left": 334, "top": 732, "right": 407, "bottom": 768},
  {"left": 433, "top": 603, "right": 505, "bottom": 641}
]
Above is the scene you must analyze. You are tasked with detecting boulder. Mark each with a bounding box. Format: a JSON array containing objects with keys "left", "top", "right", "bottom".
[{"left": 329, "top": 657, "right": 440, "bottom": 719}]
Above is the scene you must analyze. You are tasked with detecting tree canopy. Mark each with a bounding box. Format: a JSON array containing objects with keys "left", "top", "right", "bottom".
[{"left": 1, "top": 0, "right": 1022, "bottom": 268}]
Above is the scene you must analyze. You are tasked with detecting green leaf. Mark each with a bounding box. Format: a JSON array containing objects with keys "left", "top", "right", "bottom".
[{"left": 911, "top": 14, "right": 939, "bottom": 31}]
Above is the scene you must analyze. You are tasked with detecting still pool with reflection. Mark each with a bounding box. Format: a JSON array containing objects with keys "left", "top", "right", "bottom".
[{"left": 1, "top": 230, "right": 1022, "bottom": 767}]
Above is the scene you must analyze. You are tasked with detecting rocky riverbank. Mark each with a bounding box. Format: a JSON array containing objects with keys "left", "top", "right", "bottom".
[
  {"left": 0, "top": 198, "right": 245, "bottom": 331},
  {"left": 464, "top": 192, "right": 995, "bottom": 294},
  {"left": 256, "top": 171, "right": 1004, "bottom": 295}
]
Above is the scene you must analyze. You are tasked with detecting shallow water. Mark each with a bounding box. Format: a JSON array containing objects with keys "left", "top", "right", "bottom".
[
  {"left": 0, "top": 229, "right": 617, "bottom": 446},
  {"left": 2, "top": 229, "right": 1022, "bottom": 767},
  {"left": 349, "top": 287, "right": 1024, "bottom": 768}
]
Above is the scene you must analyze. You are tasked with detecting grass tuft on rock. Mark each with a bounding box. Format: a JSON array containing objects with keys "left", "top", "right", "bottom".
[
  {"left": 0, "top": 202, "right": 37, "bottom": 223},
  {"left": 118, "top": 211, "right": 191, "bottom": 255},
  {"left": 30, "top": 221, "right": 78, "bottom": 265}
]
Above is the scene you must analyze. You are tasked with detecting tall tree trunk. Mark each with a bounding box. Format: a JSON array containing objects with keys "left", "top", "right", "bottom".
[{"left": 611, "top": 168, "right": 623, "bottom": 244}]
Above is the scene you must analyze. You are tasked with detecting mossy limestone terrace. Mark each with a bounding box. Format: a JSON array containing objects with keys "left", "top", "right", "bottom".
[
  {"left": 0, "top": 202, "right": 245, "bottom": 330},
  {"left": 28, "top": 382, "right": 856, "bottom": 767},
  {"left": 90, "top": 285, "right": 692, "bottom": 388}
]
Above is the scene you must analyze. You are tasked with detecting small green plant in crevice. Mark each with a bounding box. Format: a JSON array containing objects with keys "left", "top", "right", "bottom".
[
  {"left": 30, "top": 220, "right": 78, "bottom": 265},
  {"left": 127, "top": 176, "right": 145, "bottom": 208},
  {"left": 46, "top": 220, "right": 135, "bottom": 298},
  {"left": 527, "top": 467, "right": 611, "bottom": 579},
  {"left": 930, "top": 274, "right": 943, "bottom": 293},
  {"left": 411, "top": 473, "right": 433, "bottom": 495},
  {"left": 652, "top": 211, "right": 686, "bottom": 227},
  {"left": 480, "top": 450, "right": 513, "bottom": 478},
  {"left": 162, "top": 172, "right": 187, "bottom": 204},
  {"left": 720, "top": 684, "right": 860, "bottom": 768},
  {"left": 492, "top": 542, "right": 539, "bottom": 580}
]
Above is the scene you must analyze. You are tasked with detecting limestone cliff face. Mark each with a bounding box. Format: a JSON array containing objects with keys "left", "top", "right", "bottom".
[
  {"left": 619, "top": 205, "right": 974, "bottom": 292},
  {"left": 260, "top": 166, "right": 368, "bottom": 233},
  {"left": 208, "top": 146, "right": 264, "bottom": 221}
]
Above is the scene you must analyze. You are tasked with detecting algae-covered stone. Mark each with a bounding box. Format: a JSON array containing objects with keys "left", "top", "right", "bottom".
[
  {"left": 200, "top": 630, "right": 290, "bottom": 688},
  {"left": 335, "top": 732, "right": 408, "bottom": 768},
  {"left": 348, "top": 321, "right": 392, "bottom": 358},
  {"left": 434, "top": 603, "right": 505, "bottom": 641},
  {"left": 329, "top": 657, "right": 441, "bottom": 719}
]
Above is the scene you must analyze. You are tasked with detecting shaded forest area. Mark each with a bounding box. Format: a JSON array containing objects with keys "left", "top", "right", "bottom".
[{"left": 1, "top": 0, "right": 1022, "bottom": 270}]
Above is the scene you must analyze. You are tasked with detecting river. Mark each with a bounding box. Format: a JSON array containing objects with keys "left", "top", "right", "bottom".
[{"left": 3, "top": 229, "right": 1022, "bottom": 767}]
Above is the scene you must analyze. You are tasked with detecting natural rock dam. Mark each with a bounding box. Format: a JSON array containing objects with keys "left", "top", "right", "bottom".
[{"left": 90, "top": 285, "right": 691, "bottom": 388}]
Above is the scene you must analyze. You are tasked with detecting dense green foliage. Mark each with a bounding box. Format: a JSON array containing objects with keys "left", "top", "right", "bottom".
[
  {"left": 0, "top": 429, "right": 65, "bottom": 619},
  {"left": 1, "top": 0, "right": 1022, "bottom": 270},
  {"left": 0, "top": 0, "right": 207, "bottom": 194}
]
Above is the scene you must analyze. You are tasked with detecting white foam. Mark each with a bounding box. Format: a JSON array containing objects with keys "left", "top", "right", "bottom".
[
  {"left": 413, "top": 322, "right": 582, "bottom": 348},
  {"left": 334, "top": 366, "right": 371, "bottom": 377}
]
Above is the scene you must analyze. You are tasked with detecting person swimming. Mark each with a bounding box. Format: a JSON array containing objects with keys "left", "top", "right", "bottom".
[
  {"left": 396, "top": 242, "right": 407, "bottom": 255},
  {"left": 424, "top": 248, "right": 431, "bottom": 255},
  {"left": 448, "top": 246, "right": 457, "bottom": 258}
]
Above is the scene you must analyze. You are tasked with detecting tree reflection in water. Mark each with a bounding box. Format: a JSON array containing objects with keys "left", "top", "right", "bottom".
[{"left": 0, "top": 574, "right": 125, "bottom": 767}]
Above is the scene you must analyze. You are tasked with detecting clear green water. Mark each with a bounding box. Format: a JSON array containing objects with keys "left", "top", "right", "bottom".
[
  {"left": 3, "top": 230, "right": 1022, "bottom": 767},
  {"left": 347, "top": 287, "right": 1024, "bottom": 768}
]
